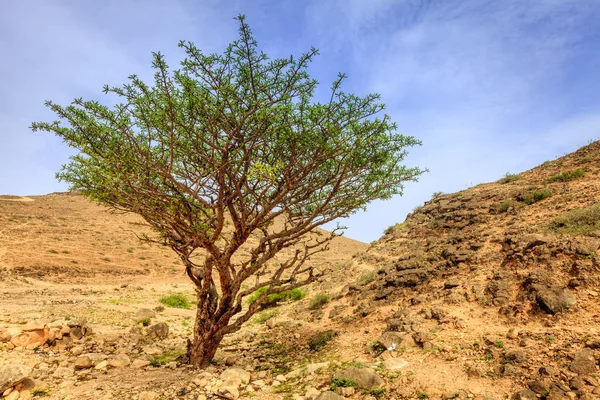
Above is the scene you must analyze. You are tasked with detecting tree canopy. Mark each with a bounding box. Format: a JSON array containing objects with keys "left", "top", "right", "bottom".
[{"left": 31, "top": 15, "right": 425, "bottom": 366}]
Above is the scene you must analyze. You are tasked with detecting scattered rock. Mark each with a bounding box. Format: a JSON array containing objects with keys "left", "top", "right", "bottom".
[
  {"left": 109, "top": 354, "right": 131, "bottom": 368},
  {"left": 528, "top": 380, "right": 550, "bottom": 395},
  {"left": 382, "top": 358, "right": 409, "bottom": 370},
  {"left": 0, "top": 364, "right": 32, "bottom": 393},
  {"left": 512, "top": 390, "right": 537, "bottom": 400},
  {"left": 570, "top": 349, "right": 596, "bottom": 375},
  {"left": 10, "top": 328, "right": 49, "bottom": 348},
  {"left": 136, "top": 308, "right": 157, "bottom": 318},
  {"left": 220, "top": 368, "right": 251, "bottom": 385},
  {"left": 74, "top": 356, "right": 93, "bottom": 370},
  {"left": 505, "top": 349, "right": 528, "bottom": 364},
  {"left": 535, "top": 287, "right": 576, "bottom": 314},
  {"left": 332, "top": 367, "right": 383, "bottom": 389},
  {"left": 138, "top": 391, "right": 158, "bottom": 400},
  {"left": 147, "top": 322, "right": 169, "bottom": 339},
  {"left": 315, "top": 391, "right": 344, "bottom": 400}
]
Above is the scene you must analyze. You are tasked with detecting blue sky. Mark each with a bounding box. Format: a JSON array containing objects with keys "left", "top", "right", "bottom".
[{"left": 2, "top": 0, "right": 600, "bottom": 242}]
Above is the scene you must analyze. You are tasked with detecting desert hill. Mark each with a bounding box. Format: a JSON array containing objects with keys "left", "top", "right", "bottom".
[{"left": 1, "top": 142, "right": 600, "bottom": 400}]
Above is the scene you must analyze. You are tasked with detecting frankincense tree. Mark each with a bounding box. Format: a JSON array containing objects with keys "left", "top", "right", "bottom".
[{"left": 31, "top": 16, "right": 425, "bottom": 367}]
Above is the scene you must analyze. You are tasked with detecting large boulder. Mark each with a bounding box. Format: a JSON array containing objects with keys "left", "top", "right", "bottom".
[
  {"left": 0, "top": 364, "right": 32, "bottom": 393},
  {"left": 535, "top": 287, "right": 576, "bottom": 314},
  {"left": 333, "top": 367, "right": 383, "bottom": 389},
  {"left": 570, "top": 349, "right": 596, "bottom": 375},
  {"left": 10, "top": 328, "right": 49, "bottom": 348}
]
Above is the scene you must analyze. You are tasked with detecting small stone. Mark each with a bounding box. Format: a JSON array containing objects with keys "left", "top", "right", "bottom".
[
  {"left": 507, "top": 328, "right": 519, "bottom": 339},
  {"left": 339, "top": 387, "right": 355, "bottom": 396},
  {"left": 505, "top": 349, "right": 528, "bottom": 364},
  {"left": 305, "top": 387, "right": 320, "bottom": 400},
  {"left": 71, "top": 345, "right": 84, "bottom": 356},
  {"left": 95, "top": 361, "right": 109, "bottom": 370},
  {"left": 220, "top": 368, "right": 250, "bottom": 385},
  {"left": 382, "top": 358, "right": 409, "bottom": 370},
  {"left": 74, "top": 356, "right": 93, "bottom": 370},
  {"left": 444, "top": 279, "right": 460, "bottom": 289},
  {"left": 315, "top": 391, "right": 344, "bottom": 400},
  {"left": 275, "top": 374, "right": 286, "bottom": 382},
  {"left": 332, "top": 367, "right": 383, "bottom": 389},
  {"left": 225, "top": 356, "right": 238, "bottom": 366},
  {"left": 22, "top": 320, "right": 46, "bottom": 332},
  {"left": 147, "top": 322, "right": 169, "bottom": 340},
  {"left": 512, "top": 390, "right": 537, "bottom": 400},
  {"left": 528, "top": 380, "right": 550, "bottom": 394},
  {"left": 217, "top": 385, "right": 239, "bottom": 400},
  {"left": 109, "top": 354, "right": 131, "bottom": 368},
  {"left": 132, "top": 359, "right": 151, "bottom": 368},
  {"left": 272, "top": 380, "right": 281, "bottom": 387},
  {"left": 570, "top": 349, "right": 596, "bottom": 375}
]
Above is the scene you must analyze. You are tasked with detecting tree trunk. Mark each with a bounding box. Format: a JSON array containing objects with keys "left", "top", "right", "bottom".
[{"left": 188, "top": 329, "right": 222, "bottom": 368}]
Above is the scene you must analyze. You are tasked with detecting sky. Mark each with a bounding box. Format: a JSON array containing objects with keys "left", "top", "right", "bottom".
[{"left": 2, "top": 0, "right": 600, "bottom": 242}]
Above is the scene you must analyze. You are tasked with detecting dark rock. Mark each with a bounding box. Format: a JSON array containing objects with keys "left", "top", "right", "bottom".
[
  {"left": 585, "top": 340, "right": 600, "bottom": 349},
  {"left": 528, "top": 380, "right": 550, "bottom": 395},
  {"left": 412, "top": 331, "right": 432, "bottom": 344},
  {"left": 539, "top": 366, "right": 558, "bottom": 377},
  {"left": 569, "top": 376, "right": 586, "bottom": 390},
  {"left": 376, "top": 331, "right": 414, "bottom": 350},
  {"left": 535, "top": 287, "right": 576, "bottom": 314},
  {"left": 374, "top": 287, "right": 394, "bottom": 300},
  {"left": 444, "top": 279, "right": 460, "bottom": 289},
  {"left": 308, "top": 330, "right": 338, "bottom": 351},
  {"left": 570, "top": 349, "right": 596, "bottom": 375},
  {"left": 147, "top": 322, "right": 169, "bottom": 339},
  {"left": 512, "top": 389, "right": 537, "bottom": 400},
  {"left": 332, "top": 367, "right": 383, "bottom": 389},
  {"left": 505, "top": 349, "right": 528, "bottom": 364}
]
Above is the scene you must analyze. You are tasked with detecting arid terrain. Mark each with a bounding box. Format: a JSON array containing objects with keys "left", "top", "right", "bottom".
[{"left": 3, "top": 142, "right": 600, "bottom": 400}]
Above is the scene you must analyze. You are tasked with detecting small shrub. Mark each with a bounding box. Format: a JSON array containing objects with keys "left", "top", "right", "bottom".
[
  {"left": 159, "top": 294, "right": 192, "bottom": 309},
  {"left": 309, "top": 293, "right": 331, "bottom": 310},
  {"left": 251, "top": 309, "right": 280, "bottom": 324},
  {"left": 494, "top": 340, "right": 504, "bottom": 348},
  {"left": 357, "top": 271, "right": 375, "bottom": 286},
  {"left": 246, "top": 287, "right": 306, "bottom": 308},
  {"left": 48, "top": 249, "right": 59, "bottom": 254},
  {"left": 431, "top": 191, "right": 444, "bottom": 199},
  {"left": 363, "top": 388, "right": 387, "bottom": 399},
  {"left": 331, "top": 377, "right": 357, "bottom": 390},
  {"left": 384, "top": 223, "right": 403, "bottom": 235},
  {"left": 498, "top": 173, "right": 520, "bottom": 184},
  {"left": 496, "top": 200, "right": 513, "bottom": 213},
  {"left": 154, "top": 305, "right": 165, "bottom": 312},
  {"left": 137, "top": 317, "right": 151, "bottom": 326},
  {"left": 32, "top": 389, "right": 51, "bottom": 397},
  {"left": 544, "top": 169, "right": 585, "bottom": 184},
  {"left": 520, "top": 189, "right": 552, "bottom": 205},
  {"left": 549, "top": 203, "right": 600, "bottom": 234},
  {"left": 412, "top": 205, "right": 424, "bottom": 213}
]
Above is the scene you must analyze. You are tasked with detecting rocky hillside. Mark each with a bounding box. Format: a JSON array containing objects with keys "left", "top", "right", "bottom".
[{"left": 331, "top": 140, "right": 600, "bottom": 398}]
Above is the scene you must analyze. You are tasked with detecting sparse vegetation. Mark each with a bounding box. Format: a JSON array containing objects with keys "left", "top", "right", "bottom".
[
  {"left": 498, "top": 173, "right": 520, "bottom": 184},
  {"left": 251, "top": 309, "right": 280, "bottom": 324},
  {"left": 32, "top": 389, "right": 51, "bottom": 397},
  {"left": 496, "top": 200, "right": 513, "bottom": 213},
  {"left": 330, "top": 377, "right": 357, "bottom": 390},
  {"left": 544, "top": 169, "right": 585, "bottom": 184},
  {"left": 159, "top": 294, "right": 192, "bottom": 310},
  {"left": 519, "top": 188, "right": 552, "bottom": 205},
  {"left": 309, "top": 293, "right": 331, "bottom": 310},
  {"left": 246, "top": 287, "right": 306, "bottom": 308},
  {"left": 309, "top": 330, "right": 338, "bottom": 351},
  {"left": 137, "top": 317, "right": 151, "bottom": 326},
  {"left": 549, "top": 203, "right": 600, "bottom": 234},
  {"left": 150, "top": 348, "right": 186, "bottom": 366},
  {"left": 431, "top": 191, "right": 444, "bottom": 199},
  {"left": 384, "top": 222, "right": 406, "bottom": 235},
  {"left": 357, "top": 271, "right": 376, "bottom": 286}
]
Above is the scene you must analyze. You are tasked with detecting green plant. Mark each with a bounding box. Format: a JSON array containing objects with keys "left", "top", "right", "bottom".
[
  {"left": 137, "top": 317, "right": 151, "bottom": 326},
  {"left": 549, "top": 203, "right": 600, "bottom": 234},
  {"left": 309, "top": 330, "right": 338, "bottom": 351},
  {"left": 520, "top": 188, "right": 552, "bottom": 205},
  {"left": 331, "top": 377, "right": 357, "bottom": 390},
  {"left": 417, "top": 393, "right": 429, "bottom": 399},
  {"left": 251, "top": 309, "right": 280, "bottom": 324},
  {"left": 357, "top": 271, "right": 376, "bottom": 286},
  {"left": 384, "top": 222, "right": 405, "bottom": 235},
  {"left": 363, "top": 388, "right": 387, "bottom": 398},
  {"left": 496, "top": 200, "right": 513, "bottom": 213},
  {"left": 154, "top": 305, "right": 165, "bottom": 312},
  {"left": 309, "top": 293, "right": 331, "bottom": 310},
  {"left": 32, "top": 389, "right": 51, "bottom": 397},
  {"left": 159, "top": 294, "right": 192, "bottom": 309},
  {"left": 246, "top": 287, "right": 306, "bottom": 308},
  {"left": 431, "top": 191, "right": 444, "bottom": 199},
  {"left": 544, "top": 169, "right": 585, "bottom": 184},
  {"left": 31, "top": 15, "right": 425, "bottom": 367},
  {"left": 151, "top": 348, "right": 186, "bottom": 365},
  {"left": 494, "top": 340, "right": 504, "bottom": 348},
  {"left": 498, "top": 173, "right": 520, "bottom": 184}
]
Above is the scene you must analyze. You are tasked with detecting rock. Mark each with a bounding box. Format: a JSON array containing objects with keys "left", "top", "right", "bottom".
[
  {"left": 143, "top": 346, "right": 163, "bottom": 355},
  {"left": 5, "top": 391, "right": 20, "bottom": 400},
  {"left": 70, "top": 326, "right": 83, "bottom": 339},
  {"left": 225, "top": 356, "right": 238, "bottom": 366},
  {"left": 147, "top": 322, "right": 169, "bottom": 339},
  {"left": 505, "top": 349, "right": 528, "bottom": 364},
  {"left": 305, "top": 387, "right": 321, "bottom": 400},
  {"left": 307, "top": 362, "right": 330, "bottom": 374},
  {"left": 22, "top": 320, "right": 46, "bottom": 331},
  {"left": 95, "top": 360, "right": 109, "bottom": 370},
  {"left": 444, "top": 279, "right": 460, "bottom": 289},
  {"left": 136, "top": 308, "right": 157, "bottom": 318},
  {"left": 139, "top": 391, "right": 159, "bottom": 400},
  {"left": 339, "top": 387, "right": 355, "bottom": 396},
  {"left": 52, "top": 367, "right": 74, "bottom": 379},
  {"left": 217, "top": 385, "right": 239, "bottom": 400},
  {"left": 513, "top": 390, "right": 537, "bottom": 400},
  {"left": 332, "top": 367, "right": 383, "bottom": 389},
  {"left": 109, "top": 354, "right": 131, "bottom": 368},
  {"left": 528, "top": 380, "right": 550, "bottom": 394},
  {"left": 71, "top": 345, "right": 84, "bottom": 356},
  {"left": 66, "top": 317, "right": 87, "bottom": 328},
  {"left": 220, "top": 368, "right": 251, "bottom": 385},
  {"left": 275, "top": 374, "right": 286, "bottom": 382},
  {"left": 74, "top": 356, "right": 93, "bottom": 370},
  {"left": 570, "top": 349, "right": 596, "bottom": 375},
  {"left": 10, "top": 328, "right": 49, "bottom": 348},
  {"left": 536, "top": 287, "right": 576, "bottom": 314},
  {"left": 382, "top": 358, "right": 409, "bottom": 370},
  {"left": 376, "top": 331, "right": 415, "bottom": 350},
  {"left": 132, "top": 359, "right": 151, "bottom": 368},
  {"left": 0, "top": 328, "right": 11, "bottom": 343},
  {"left": 539, "top": 366, "right": 558, "bottom": 377},
  {"left": 315, "top": 391, "right": 344, "bottom": 400},
  {"left": 0, "top": 364, "right": 32, "bottom": 393},
  {"left": 412, "top": 331, "right": 432, "bottom": 344},
  {"left": 507, "top": 328, "right": 519, "bottom": 339}
]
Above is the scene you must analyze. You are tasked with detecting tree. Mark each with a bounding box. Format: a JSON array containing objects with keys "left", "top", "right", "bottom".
[{"left": 31, "top": 16, "right": 425, "bottom": 367}]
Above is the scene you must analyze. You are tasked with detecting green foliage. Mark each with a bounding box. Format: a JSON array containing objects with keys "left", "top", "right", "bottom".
[
  {"left": 246, "top": 287, "right": 306, "bottom": 308},
  {"left": 32, "top": 389, "right": 51, "bottom": 397},
  {"left": 251, "top": 309, "right": 280, "bottom": 324},
  {"left": 549, "top": 203, "right": 600, "bottom": 234},
  {"left": 363, "top": 388, "right": 387, "bottom": 398},
  {"left": 151, "top": 348, "right": 186, "bottom": 366},
  {"left": 159, "top": 294, "right": 192, "bottom": 309},
  {"left": 520, "top": 189, "right": 552, "bottom": 205},
  {"left": 357, "top": 271, "right": 376, "bottom": 286},
  {"left": 498, "top": 173, "right": 520, "bottom": 184},
  {"left": 30, "top": 15, "right": 425, "bottom": 366},
  {"left": 496, "top": 200, "right": 513, "bottom": 213},
  {"left": 494, "top": 340, "right": 504, "bottom": 348},
  {"left": 544, "top": 169, "right": 585, "bottom": 184},
  {"left": 431, "top": 191, "right": 444, "bottom": 199},
  {"left": 309, "top": 293, "right": 331, "bottom": 310},
  {"left": 137, "top": 317, "right": 151, "bottom": 326},
  {"left": 331, "top": 377, "right": 357, "bottom": 390}
]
